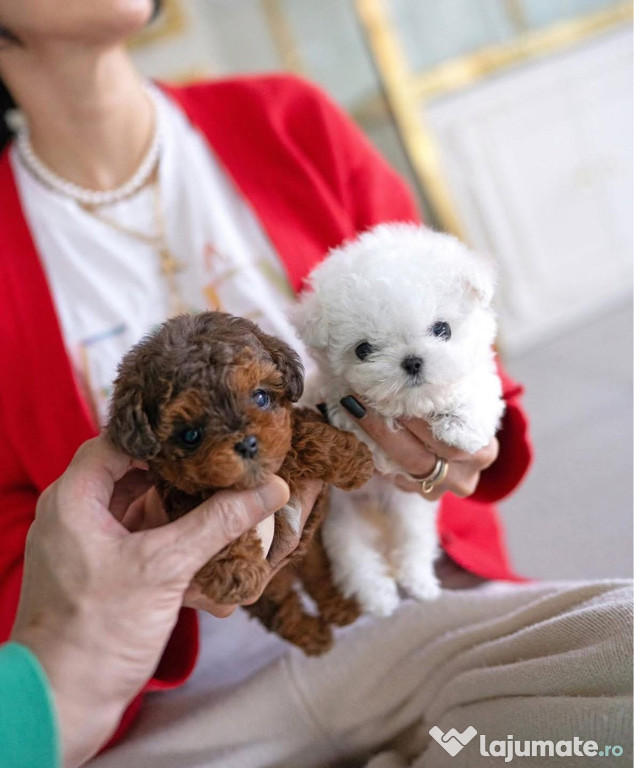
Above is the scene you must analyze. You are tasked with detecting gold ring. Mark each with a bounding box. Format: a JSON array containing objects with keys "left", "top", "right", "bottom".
[{"left": 411, "top": 456, "right": 448, "bottom": 495}]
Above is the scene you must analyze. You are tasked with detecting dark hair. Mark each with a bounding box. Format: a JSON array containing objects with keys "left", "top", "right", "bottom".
[
  {"left": 0, "top": 78, "right": 15, "bottom": 152},
  {"left": 0, "top": 0, "right": 162, "bottom": 152},
  {"left": 0, "top": 25, "right": 19, "bottom": 151}
]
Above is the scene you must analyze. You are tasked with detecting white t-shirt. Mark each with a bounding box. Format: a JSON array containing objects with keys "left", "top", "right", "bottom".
[
  {"left": 11, "top": 84, "right": 312, "bottom": 428},
  {"left": 11, "top": 84, "right": 315, "bottom": 683}
]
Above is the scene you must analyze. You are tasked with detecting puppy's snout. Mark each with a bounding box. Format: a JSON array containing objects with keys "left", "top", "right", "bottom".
[
  {"left": 401, "top": 355, "right": 424, "bottom": 377},
  {"left": 234, "top": 435, "right": 259, "bottom": 460}
]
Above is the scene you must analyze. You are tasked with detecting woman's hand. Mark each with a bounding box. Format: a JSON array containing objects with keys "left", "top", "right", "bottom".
[
  {"left": 117, "top": 475, "right": 323, "bottom": 617},
  {"left": 10, "top": 435, "right": 288, "bottom": 768},
  {"left": 340, "top": 396, "right": 499, "bottom": 500},
  {"left": 182, "top": 478, "right": 324, "bottom": 615}
]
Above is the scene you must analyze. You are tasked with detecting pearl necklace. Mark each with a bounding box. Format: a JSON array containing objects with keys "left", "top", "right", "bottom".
[
  {"left": 15, "top": 89, "right": 187, "bottom": 316},
  {"left": 15, "top": 107, "right": 161, "bottom": 206}
]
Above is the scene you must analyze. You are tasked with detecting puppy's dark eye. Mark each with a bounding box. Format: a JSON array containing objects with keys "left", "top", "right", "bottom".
[
  {"left": 178, "top": 427, "right": 203, "bottom": 447},
  {"left": 355, "top": 342, "right": 374, "bottom": 361},
  {"left": 430, "top": 321, "right": 451, "bottom": 341},
  {"left": 252, "top": 389, "right": 271, "bottom": 409}
]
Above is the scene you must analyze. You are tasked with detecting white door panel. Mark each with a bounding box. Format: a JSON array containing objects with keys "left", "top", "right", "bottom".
[{"left": 427, "top": 28, "right": 633, "bottom": 352}]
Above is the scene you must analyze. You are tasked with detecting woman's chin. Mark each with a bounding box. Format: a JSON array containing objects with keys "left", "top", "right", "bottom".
[
  {"left": 67, "top": 0, "right": 156, "bottom": 45},
  {"left": 116, "top": 0, "right": 156, "bottom": 27},
  {"left": 103, "top": 0, "right": 155, "bottom": 40}
]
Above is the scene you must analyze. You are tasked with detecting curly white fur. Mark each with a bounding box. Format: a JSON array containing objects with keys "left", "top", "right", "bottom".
[{"left": 293, "top": 223, "right": 505, "bottom": 616}]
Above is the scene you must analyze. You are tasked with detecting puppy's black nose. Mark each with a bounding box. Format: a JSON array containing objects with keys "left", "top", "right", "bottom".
[
  {"left": 234, "top": 435, "right": 258, "bottom": 459},
  {"left": 401, "top": 355, "right": 424, "bottom": 376}
]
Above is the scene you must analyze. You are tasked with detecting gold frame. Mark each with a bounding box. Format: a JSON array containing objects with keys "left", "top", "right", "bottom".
[
  {"left": 411, "top": 2, "right": 633, "bottom": 102},
  {"left": 353, "top": 0, "right": 633, "bottom": 236},
  {"left": 128, "top": 0, "right": 187, "bottom": 49},
  {"left": 260, "top": 0, "right": 307, "bottom": 74}
]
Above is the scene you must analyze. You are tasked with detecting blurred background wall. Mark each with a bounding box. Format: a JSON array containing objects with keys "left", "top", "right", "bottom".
[{"left": 130, "top": 0, "right": 633, "bottom": 580}]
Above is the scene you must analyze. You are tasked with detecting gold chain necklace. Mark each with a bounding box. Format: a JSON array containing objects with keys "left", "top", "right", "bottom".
[{"left": 79, "top": 165, "right": 187, "bottom": 317}]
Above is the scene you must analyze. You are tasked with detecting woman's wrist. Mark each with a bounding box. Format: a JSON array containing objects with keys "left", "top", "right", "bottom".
[{"left": 12, "top": 626, "right": 127, "bottom": 768}]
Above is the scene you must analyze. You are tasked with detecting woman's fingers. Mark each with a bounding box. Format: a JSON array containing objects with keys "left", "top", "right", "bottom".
[
  {"left": 143, "top": 477, "right": 290, "bottom": 574},
  {"left": 120, "top": 486, "right": 169, "bottom": 532},
  {"left": 389, "top": 436, "right": 499, "bottom": 499},
  {"left": 342, "top": 395, "right": 500, "bottom": 499},
  {"left": 398, "top": 417, "right": 466, "bottom": 461},
  {"left": 470, "top": 437, "right": 500, "bottom": 471},
  {"left": 109, "top": 468, "right": 154, "bottom": 523},
  {"left": 182, "top": 582, "right": 238, "bottom": 617},
  {"left": 267, "top": 478, "right": 323, "bottom": 568},
  {"left": 62, "top": 435, "right": 142, "bottom": 514},
  {"left": 400, "top": 416, "right": 500, "bottom": 470},
  {"left": 390, "top": 465, "right": 468, "bottom": 500}
]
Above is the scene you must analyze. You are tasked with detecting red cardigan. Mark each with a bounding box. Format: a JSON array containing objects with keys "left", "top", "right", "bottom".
[{"left": 0, "top": 75, "right": 532, "bottom": 743}]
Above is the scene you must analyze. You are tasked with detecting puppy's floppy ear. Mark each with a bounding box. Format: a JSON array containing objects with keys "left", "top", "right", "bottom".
[
  {"left": 291, "top": 289, "right": 328, "bottom": 349},
  {"left": 107, "top": 377, "right": 161, "bottom": 461},
  {"left": 460, "top": 251, "right": 497, "bottom": 307},
  {"left": 252, "top": 327, "right": 305, "bottom": 403}
]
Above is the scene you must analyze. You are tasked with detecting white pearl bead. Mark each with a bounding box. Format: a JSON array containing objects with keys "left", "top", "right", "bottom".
[{"left": 15, "top": 88, "right": 162, "bottom": 206}]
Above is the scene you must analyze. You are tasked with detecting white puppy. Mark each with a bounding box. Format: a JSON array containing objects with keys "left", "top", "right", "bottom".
[{"left": 294, "top": 223, "right": 505, "bottom": 616}]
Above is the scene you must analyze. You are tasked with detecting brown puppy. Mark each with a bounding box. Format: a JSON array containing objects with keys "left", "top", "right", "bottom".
[{"left": 107, "top": 311, "right": 374, "bottom": 654}]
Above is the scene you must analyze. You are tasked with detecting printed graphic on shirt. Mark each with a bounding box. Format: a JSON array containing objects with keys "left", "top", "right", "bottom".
[
  {"left": 73, "top": 235, "right": 299, "bottom": 427},
  {"left": 76, "top": 323, "right": 129, "bottom": 427},
  {"left": 198, "top": 240, "right": 297, "bottom": 337}
]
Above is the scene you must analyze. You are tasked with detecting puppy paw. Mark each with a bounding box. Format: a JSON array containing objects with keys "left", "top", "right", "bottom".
[
  {"left": 332, "top": 440, "right": 375, "bottom": 490},
  {"left": 295, "top": 617, "right": 334, "bottom": 656},
  {"left": 430, "top": 413, "right": 489, "bottom": 454},
  {"left": 397, "top": 567, "right": 441, "bottom": 602},
  {"left": 357, "top": 579, "right": 400, "bottom": 617},
  {"left": 350, "top": 442, "right": 376, "bottom": 486},
  {"left": 319, "top": 593, "right": 361, "bottom": 627},
  {"left": 196, "top": 557, "right": 270, "bottom": 605}
]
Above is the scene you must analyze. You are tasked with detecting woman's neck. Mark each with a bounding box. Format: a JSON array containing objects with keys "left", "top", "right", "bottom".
[{"left": 2, "top": 46, "right": 153, "bottom": 191}]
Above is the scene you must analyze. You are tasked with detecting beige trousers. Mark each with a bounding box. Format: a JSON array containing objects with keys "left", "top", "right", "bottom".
[{"left": 91, "top": 580, "right": 633, "bottom": 768}]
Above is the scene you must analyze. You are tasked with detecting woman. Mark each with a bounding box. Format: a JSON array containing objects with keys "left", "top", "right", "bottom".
[{"left": 0, "top": 2, "right": 629, "bottom": 767}]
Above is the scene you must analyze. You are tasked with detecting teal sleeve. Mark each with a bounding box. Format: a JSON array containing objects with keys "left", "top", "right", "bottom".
[{"left": 0, "top": 642, "right": 60, "bottom": 768}]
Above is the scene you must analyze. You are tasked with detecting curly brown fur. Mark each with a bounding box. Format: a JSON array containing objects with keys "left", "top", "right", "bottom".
[
  {"left": 195, "top": 529, "right": 270, "bottom": 605},
  {"left": 246, "top": 565, "right": 333, "bottom": 656},
  {"left": 245, "top": 410, "right": 371, "bottom": 654},
  {"left": 282, "top": 408, "right": 374, "bottom": 492},
  {"left": 299, "top": 529, "right": 361, "bottom": 628},
  {"left": 266, "top": 407, "right": 373, "bottom": 563},
  {"left": 107, "top": 311, "right": 372, "bottom": 654},
  {"left": 245, "top": 498, "right": 360, "bottom": 655}
]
